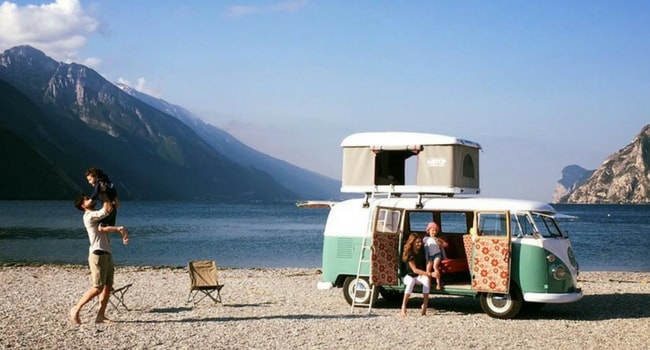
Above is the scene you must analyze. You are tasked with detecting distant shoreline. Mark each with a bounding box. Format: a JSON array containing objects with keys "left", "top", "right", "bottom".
[{"left": 0, "top": 262, "right": 323, "bottom": 271}]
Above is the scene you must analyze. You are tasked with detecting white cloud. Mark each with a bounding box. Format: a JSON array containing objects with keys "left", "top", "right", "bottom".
[
  {"left": 0, "top": 0, "right": 100, "bottom": 64},
  {"left": 117, "top": 77, "right": 163, "bottom": 98},
  {"left": 81, "top": 56, "right": 101, "bottom": 68},
  {"left": 225, "top": 5, "right": 260, "bottom": 17},
  {"left": 269, "top": 0, "right": 308, "bottom": 13},
  {"left": 225, "top": 0, "right": 308, "bottom": 18}
]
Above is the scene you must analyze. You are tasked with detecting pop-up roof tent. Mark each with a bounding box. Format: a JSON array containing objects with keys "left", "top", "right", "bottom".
[{"left": 340, "top": 132, "right": 481, "bottom": 196}]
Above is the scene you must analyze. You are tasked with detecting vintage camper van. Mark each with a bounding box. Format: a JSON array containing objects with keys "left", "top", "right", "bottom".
[{"left": 316, "top": 132, "right": 582, "bottom": 319}]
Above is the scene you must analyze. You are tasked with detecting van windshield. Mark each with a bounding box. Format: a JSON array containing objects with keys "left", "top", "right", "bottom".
[{"left": 530, "top": 212, "right": 565, "bottom": 238}]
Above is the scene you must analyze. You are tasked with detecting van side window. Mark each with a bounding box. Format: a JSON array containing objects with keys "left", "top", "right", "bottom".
[
  {"left": 530, "top": 213, "right": 564, "bottom": 238},
  {"left": 440, "top": 212, "right": 470, "bottom": 233},
  {"left": 478, "top": 212, "right": 507, "bottom": 237},
  {"left": 375, "top": 208, "right": 401, "bottom": 233},
  {"left": 511, "top": 213, "right": 535, "bottom": 237},
  {"left": 407, "top": 211, "right": 434, "bottom": 233}
]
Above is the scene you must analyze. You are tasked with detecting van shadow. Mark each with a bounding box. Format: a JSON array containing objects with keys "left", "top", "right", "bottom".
[
  {"left": 524, "top": 293, "right": 650, "bottom": 321},
  {"left": 372, "top": 295, "right": 482, "bottom": 315},
  {"left": 372, "top": 293, "right": 650, "bottom": 320}
]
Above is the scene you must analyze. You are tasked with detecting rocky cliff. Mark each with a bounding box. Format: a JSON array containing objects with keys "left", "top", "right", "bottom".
[
  {"left": 551, "top": 165, "right": 594, "bottom": 203},
  {"left": 556, "top": 124, "right": 650, "bottom": 204}
]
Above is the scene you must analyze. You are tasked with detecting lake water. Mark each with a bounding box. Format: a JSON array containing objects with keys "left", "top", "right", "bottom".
[{"left": 0, "top": 201, "right": 648, "bottom": 271}]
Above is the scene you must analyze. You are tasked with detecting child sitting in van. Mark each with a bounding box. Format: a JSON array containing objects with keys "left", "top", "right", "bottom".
[{"left": 423, "top": 222, "right": 447, "bottom": 290}]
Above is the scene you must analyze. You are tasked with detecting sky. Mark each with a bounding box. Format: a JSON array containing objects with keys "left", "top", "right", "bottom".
[{"left": 1, "top": 0, "right": 649, "bottom": 202}]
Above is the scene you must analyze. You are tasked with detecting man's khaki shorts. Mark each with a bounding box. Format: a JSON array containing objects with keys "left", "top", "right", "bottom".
[{"left": 88, "top": 252, "right": 114, "bottom": 289}]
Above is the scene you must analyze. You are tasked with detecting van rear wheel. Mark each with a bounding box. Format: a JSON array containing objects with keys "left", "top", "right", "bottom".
[
  {"left": 342, "top": 276, "right": 377, "bottom": 306},
  {"left": 479, "top": 287, "right": 523, "bottom": 319}
]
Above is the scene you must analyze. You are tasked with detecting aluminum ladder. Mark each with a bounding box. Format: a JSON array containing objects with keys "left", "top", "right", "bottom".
[{"left": 350, "top": 217, "right": 376, "bottom": 314}]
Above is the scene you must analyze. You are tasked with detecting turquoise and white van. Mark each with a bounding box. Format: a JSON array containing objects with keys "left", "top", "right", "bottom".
[{"left": 316, "top": 132, "right": 582, "bottom": 319}]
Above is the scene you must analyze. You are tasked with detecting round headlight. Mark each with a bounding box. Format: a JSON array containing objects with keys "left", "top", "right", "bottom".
[{"left": 552, "top": 265, "right": 567, "bottom": 280}]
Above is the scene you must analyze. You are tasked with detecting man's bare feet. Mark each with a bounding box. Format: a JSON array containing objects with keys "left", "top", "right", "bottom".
[
  {"left": 400, "top": 309, "right": 407, "bottom": 317},
  {"left": 69, "top": 308, "right": 81, "bottom": 325},
  {"left": 421, "top": 305, "right": 427, "bottom": 316}
]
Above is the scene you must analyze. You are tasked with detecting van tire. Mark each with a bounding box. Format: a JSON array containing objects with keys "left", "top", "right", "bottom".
[
  {"left": 479, "top": 286, "right": 523, "bottom": 319},
  {"left": 342, "top": 276, "right": 378, "bottom": 306}
]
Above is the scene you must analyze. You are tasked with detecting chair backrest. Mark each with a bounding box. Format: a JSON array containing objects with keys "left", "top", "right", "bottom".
[{"left": 188, "top": 260, "right": 220, "bottom": 288}]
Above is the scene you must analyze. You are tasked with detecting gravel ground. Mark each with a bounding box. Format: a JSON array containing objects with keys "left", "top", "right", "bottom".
[{"left": 1, "top": 265, "right": 649, "bottom": 350}]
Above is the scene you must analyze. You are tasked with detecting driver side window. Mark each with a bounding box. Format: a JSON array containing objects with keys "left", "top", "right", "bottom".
[{"left": 511, "top": 213, "right": 535, "bottom": 237}]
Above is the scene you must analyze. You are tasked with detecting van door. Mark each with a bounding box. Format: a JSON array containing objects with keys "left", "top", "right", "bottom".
[
  {"left": 471, "top": 211, "right": 511, "bottom": 293},
  {"left": 370, "top": 207, "right": 403, "bottom": 286}
]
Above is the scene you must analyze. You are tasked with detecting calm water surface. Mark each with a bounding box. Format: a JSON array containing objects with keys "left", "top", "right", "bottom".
[{"left": 0, "top": 201, "right": 648, "bottom": 271}]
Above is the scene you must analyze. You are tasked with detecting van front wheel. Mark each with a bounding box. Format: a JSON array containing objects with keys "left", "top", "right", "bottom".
[
  {"left": 479, "top": 287, "right": 523, "bottom": 319},
  {"left": 342, "top": 276, "right": 377, "bottom": 306}
]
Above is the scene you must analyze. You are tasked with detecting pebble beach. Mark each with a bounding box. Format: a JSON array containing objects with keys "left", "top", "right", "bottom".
[{"left": 1, "top": 264, "right": 649, "bottom": 349}]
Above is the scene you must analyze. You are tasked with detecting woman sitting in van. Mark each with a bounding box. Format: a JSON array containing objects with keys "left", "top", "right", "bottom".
[{"left": 400, "top": 233, "right": 434, "bottom": 316}]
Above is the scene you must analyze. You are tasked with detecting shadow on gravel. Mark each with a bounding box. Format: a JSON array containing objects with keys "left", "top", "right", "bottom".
[
  {"left": 149, "top": 307, "right": 193, "bottom": 313},
  {"left": 128, "top": 294, "right": 650, "bottom": 322},
  {"left": 366, "top": 292, "right": 650, "bottom": 320},
  {"left": 372, "top": 295, "right": 482, "bottom": 315},
  {"left": 521, "top": 293, "right": 650, "bottom": 321},
  {"left": 121, "top": 313, "right": 378, "bottom": 324},
  {"left": 225, "top": 302, "right": 274, "bottom": 308},
  {"left": 148, "top": 302, "right": 274, "bottom": 314}
]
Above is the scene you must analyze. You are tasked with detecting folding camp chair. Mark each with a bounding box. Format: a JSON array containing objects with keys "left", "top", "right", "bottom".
[
  {"left": 109, "top": 283, "right": 133, "bottom": 311},
  {"left": 89, "top": 283, "right": 133, "bottom": 312},
  {"left": 187, "top": 260, "right": 224, "bottom": 305}
]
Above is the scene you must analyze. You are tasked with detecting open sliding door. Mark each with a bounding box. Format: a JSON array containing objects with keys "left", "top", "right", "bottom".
[{"left": 370, "top": 207, "right": 403, "bottom": 286}]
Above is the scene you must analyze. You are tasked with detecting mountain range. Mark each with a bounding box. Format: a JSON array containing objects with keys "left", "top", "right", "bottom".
[
  {"left": 2, "top": 45, "right": 647, "bottom": 204},
  {"left": 552, "top": 124, "right": 650, "bottom": 204},
  {"left": 0, "top": 45, "right": 341, "bottom": 201}
]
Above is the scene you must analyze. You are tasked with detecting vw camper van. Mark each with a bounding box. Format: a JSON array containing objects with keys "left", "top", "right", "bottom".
[{"left": 316, "top": 132, "right": 582, "bottom": 319}]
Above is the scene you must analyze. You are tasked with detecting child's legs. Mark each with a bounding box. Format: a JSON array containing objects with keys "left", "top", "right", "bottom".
[
  {"left": 99, "top": 209, "right": 117, "bottom": 227},
  {"left": 431, "top": 253, "right": 442, "bottom": 275},
  {"left": 433, "top": 257, "right": 442, "bottom": 275},
  {"left": 432, "top": 254, "right": 443, "bottom": 287},
  {"left": 433, "top": 258, "right": 442, "bottom": 289}
]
